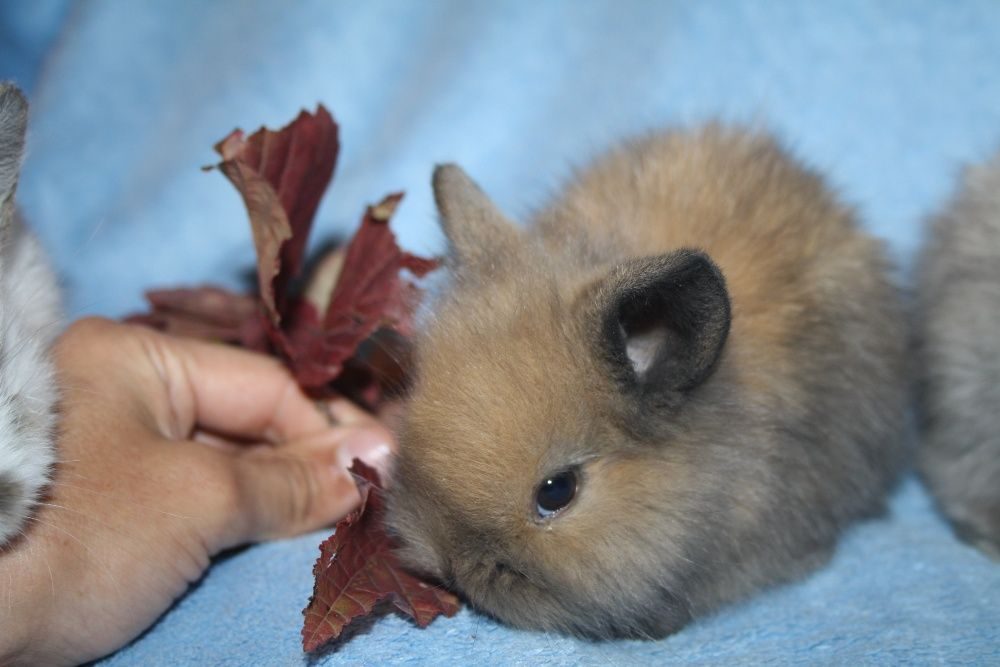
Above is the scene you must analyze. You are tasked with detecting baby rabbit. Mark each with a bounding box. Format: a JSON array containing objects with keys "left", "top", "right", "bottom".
[
  {"left": 387, "top": 126, "right": 908, "bottom": 638},
  {"left": 917, "top": 151, "right": 1000, "bottom": 560},
  {"left": 0, "top": 83, "right": 61, "bottom": 547}
]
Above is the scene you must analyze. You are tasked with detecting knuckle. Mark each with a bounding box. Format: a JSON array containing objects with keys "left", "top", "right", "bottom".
[
  {"left": 236, "top": 451, "right": 323, "bottom": 540},
  {"left": 62, "top": 315, "right": 117, "bottom": 341},
  {"left": 54, "top": 317, "right": 132, "bottom": 387},
  {"left": 279, "top": 455, "right": 321, "bottom": 533},
  {"left": 56, "top": 316, "right": 110, "bottom": 354},
  {"left": 56, "top": 317, "right": 146, "bottom": 368},
  {"left": 211, "top": 458, "right": 244, "bottom": 519},
  {"left": 190, "top": 451, "right": 245, "bottom": 541}
]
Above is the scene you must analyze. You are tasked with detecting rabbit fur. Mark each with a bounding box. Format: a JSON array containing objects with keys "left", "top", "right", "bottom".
[{"left": 386, "top": 126, "right": 908, "bottom": 638}]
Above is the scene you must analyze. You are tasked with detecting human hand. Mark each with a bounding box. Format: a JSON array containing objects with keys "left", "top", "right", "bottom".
[{"left": 0, "top": 318, "right": 395, "bottom": 666}]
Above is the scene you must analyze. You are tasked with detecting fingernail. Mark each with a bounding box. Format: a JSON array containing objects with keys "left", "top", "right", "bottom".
[{"left": 336, "top": 432, "right": 394, "bottom": 482}]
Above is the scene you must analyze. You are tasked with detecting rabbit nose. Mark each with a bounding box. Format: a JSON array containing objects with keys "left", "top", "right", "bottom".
[
  {"left": 490, "top": 560, "right": 530, "bottom": 585},
  {"left": 494, "top": 561, "right": 526, "bottom": 578},
  {"left": 439, "top": 555, "right": 457, "bottom": 586}
]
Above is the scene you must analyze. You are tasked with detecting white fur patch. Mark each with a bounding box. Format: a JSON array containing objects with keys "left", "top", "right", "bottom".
[
  {"left": 0, "top": 209, "right": 62, "bottom": 545},
  {"left": 625, "top": 326, "right": 664, "bottom": 376}
]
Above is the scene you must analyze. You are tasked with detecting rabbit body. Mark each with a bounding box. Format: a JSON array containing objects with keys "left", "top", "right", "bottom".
[
  {"left": 917, "top": 152, "right": 1000, "bottom": 560},
  {"left": 387, "top": 126, "right": 907, "bottom": 638},
  {"left": 0, "top": 84, "right": 61, "bottom": 547}
]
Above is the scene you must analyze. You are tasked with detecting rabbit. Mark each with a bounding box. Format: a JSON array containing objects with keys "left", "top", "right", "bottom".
[
  {"left": 0, "top": 83, "right": 62, "bottom": 547},
  {"left": 385, "top": 125, "right": 908, "bottom": 639},
  {"left": 916, "top": 150, "right": 1000, "bottom": 560}
]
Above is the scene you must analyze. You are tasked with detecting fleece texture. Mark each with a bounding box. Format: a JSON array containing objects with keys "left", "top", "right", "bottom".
[{"left": 0, "top": 1, "right": 998, "bottom": 664}]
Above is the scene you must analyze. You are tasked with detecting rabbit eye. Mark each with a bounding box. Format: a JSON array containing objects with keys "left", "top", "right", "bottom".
[{"left": 535, "top": 470, "right": 577, "bottom": 518}]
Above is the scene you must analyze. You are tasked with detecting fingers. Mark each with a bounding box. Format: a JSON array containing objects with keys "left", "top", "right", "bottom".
[
  {"left": 190, "top": 423, "right": 396, "bottom": 549},
  {"left": 57, "top": 318, "right": 399, "bottom": 549},
  {"left": 60, "top": 319, "right": 333, "bottom": 442},
  {"left": 167, "top": 336, "right": 332, "bottom": 442},
  {"left": 294, "top": 424, "right": 395, "bottom": 481},
  {"left": 58, "top": 319, "right": 393, "bottom": 447},
  {"left": 232, "top": 448, "right": 361, "bottom": 543}
]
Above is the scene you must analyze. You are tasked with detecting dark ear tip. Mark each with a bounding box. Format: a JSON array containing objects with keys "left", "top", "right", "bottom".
[
  {"left": 0, "top": 82, "right": 28, "bottom": 131},
  {"left": 677, "top": 250, "right": 728, "bottom": 289},
  {"left": 0, "top": 83, "right": 28, "bottom": 197},
  {"left": 0, "top": 83, "right": 27, "bottom": 112},
  {"left": 678, "top": 248, "right": 719, "bottom": 271}
]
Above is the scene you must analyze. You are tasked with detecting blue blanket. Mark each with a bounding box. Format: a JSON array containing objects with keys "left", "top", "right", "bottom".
[{"left": 2, "top": 1, "right": 998, "bottom": 664}]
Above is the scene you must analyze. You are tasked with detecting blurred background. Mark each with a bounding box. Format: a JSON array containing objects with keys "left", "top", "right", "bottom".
[
  {"left": 3, "top": 1, "right": 1000, "bottom": 318},
  {"left": 2, "top": 2, "right": 998, "bottom": 664}
]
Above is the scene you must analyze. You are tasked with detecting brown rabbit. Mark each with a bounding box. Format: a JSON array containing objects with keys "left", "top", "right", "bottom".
[{"left": 386, "top": 126, "right": 908, "bottom": 639}]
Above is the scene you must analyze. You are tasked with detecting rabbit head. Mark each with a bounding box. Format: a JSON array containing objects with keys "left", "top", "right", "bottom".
[{"left": 386, "top": 166, "right": 736, "bottom": 638}]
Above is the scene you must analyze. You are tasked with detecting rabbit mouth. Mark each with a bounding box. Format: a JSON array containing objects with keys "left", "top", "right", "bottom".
[
  {"left": 462, "top": 562, "right": 579, "bottom": 632},
  {"left": 457, "top": 557, "right": 535, "bottom": 599},
  {"left": 488, "top": 560, "right": 529, "bottom": 585},
  {"left": 463, "top": 558, "right": 649, "bottom": 638},
  {"left": 461, "top": 556, "right": 695, "bottom": 640}
]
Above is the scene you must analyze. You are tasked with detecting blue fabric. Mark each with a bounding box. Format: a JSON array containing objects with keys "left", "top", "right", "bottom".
[
  {"left": 0, "top": 0, "right": 70, "bottom": 94},
  {"left": 1, "top": 0, "right": 998, "bottom": 664}
]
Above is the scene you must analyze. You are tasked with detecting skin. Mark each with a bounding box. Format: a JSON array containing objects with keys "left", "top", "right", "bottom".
[{"left": 0, "top": 318, "right": 396, "bottom": 666}]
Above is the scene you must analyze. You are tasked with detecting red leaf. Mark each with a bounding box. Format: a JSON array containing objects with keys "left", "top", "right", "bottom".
[
  {"left": 127, "top": 106, "right": 451, "bottom": 647},
  {"left": 125, "top": 286, "right": 268, "bottom": 351},
  {"left": 302, "top": 460, "right": 460, "bottom": 652},
  {"left": 210, "top": 106, "right": 339, "bottom": 322},
  {"left": 203, "top": 107, "right": 437, "bottom": 392},
  {"left": 281, "top": 194, "right": 438, "bottom": 390}
]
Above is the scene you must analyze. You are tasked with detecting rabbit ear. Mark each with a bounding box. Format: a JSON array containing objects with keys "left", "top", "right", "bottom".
[
  {"left": 593, "top": 250, "right": 731, "bottom": 402},
  {"left": 433, "top": 164, "right": 519, "bottom": 268},
  {"left": 0, "top": 83, "right": 28, "bottom": 202}
]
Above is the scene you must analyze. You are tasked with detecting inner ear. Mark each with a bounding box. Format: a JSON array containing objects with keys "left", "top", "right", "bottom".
[
  {"left": 622, "top": 318, "right": 677, "bottom": 377},
  {"left": 600, "top": 250, "right": 731, "bottom": 398}
]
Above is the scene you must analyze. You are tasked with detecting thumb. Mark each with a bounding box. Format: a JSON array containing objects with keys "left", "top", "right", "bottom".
[{"left": 229, "top": 430, "right": 393, "bottom": 544}]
